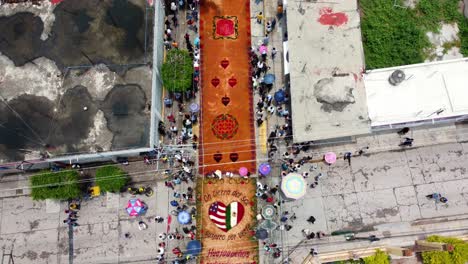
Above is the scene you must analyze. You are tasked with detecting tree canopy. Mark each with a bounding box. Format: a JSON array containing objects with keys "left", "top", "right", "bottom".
[
  {"left": 30, "top": 170, "right": 81, "bottom": 200},
  {"left": 95, "top": 165, "right": 129, "bottom": 193},
  {"left": 161, "top": 49, "right": 193, "bottom": 92}
]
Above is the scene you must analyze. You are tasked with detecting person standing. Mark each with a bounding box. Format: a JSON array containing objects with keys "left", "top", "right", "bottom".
[{"left": 170, "top": 2, "right": 177, "bottom": 15}]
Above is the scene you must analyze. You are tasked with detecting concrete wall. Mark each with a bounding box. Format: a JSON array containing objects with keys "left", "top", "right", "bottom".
[{"left": 149, "top": 0, "right": 165, "bottom": 147}]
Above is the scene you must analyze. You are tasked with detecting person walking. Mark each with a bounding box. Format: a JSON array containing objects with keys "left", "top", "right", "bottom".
[
  {"left": 280, "top": 215, "right": 288, "bottom": 223},
  {"left": 271, "top": 47, "right": 277, "bottom": 60},
  {"left": 397, "top": 127, "right": 410, "bottom": 135},
  {"left": 256, "top": 12, "right": 264, "bottom": 23},
  {"left": 344, "top": 152, "right": 352, "bottom": 166},
  {"left": 399, "top": 137, "right": 414, "bottom": 147},
  {"left": 307, "top": 216, "right": 316, "bottom": 224},
  {"left": 310, "top": 248, "right": 318, "bottom": 256}
]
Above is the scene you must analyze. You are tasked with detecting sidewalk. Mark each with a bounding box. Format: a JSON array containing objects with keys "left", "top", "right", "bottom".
[{"left": 0, "top": 182, "right": 197, "bottom": 263}]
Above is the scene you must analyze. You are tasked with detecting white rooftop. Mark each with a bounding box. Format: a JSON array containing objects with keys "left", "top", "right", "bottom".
[
  {"left": 364, "top": 58, "right": 468, "bottom": 127},
  {"left": 286, "top": 1, "right": 370, "bottom": 142}
]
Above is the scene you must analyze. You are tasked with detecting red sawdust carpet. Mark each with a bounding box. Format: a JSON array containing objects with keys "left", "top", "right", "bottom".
[
  {"left": 198, "top": 0, "right": 258, "bottom": 263},
  {"left": 198, "top": 0, "right": 256, "bottom": 176}
]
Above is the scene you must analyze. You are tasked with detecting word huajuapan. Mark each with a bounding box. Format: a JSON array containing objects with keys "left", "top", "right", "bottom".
[{"left": 207, "top": 249, "right": 251, "bottom": 258}]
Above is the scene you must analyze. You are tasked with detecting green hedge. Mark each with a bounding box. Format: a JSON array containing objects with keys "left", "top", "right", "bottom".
[
  {"left": 161, "top": 49, "right": 193, "bottom": 92},
  {"left": 30, "top": 170, "right": 81, "bottom": 200},
  {"left": 95, "top": 165, "right": 128, "bottom": 193},
  {"left": 422, "top": 235, "right": 468, "bottom": 264}
]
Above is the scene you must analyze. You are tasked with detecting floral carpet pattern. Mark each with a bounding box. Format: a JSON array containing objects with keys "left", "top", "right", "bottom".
[
  {"left": 211, "top": 113, "right": 239, "bottom": 140},
  {"left": 213, "top": 16, "right": 239, "bottom": 39}
]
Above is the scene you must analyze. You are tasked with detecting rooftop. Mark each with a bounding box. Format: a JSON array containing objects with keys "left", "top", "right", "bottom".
[
  {"left": 0, "top": 0, "right": 153, "bottom": 163},
  {"left": 286, "top": 0, "right": 370, "bottom": 142},
  {"left": 365, "top": 58, "right": 468, "bottom": 127}
]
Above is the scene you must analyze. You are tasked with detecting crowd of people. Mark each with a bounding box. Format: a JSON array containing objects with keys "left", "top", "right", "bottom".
[{"left": 159, "top": 0, "right": 201, "bottom": 149}]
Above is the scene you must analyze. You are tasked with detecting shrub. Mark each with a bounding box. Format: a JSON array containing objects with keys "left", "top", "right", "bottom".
[
  {"left": 161, "top": 49, "right": 193, "bottom": 92},
  {"left": 95, "top": 165, "right": 129, "bottom": 193},
  {"left": 360, "top": 0, "right": 430, "bottom": 69},
  {"left": 363, "top": 250, "right": 390, "bottom": 264},
  {"left": 360, "top": 0, "right": 468, "bottom": 69},
  {"left": 422, "top": 235, "right": 468, "bottom": 264},
  {"left": 415, "top": 0, "right": 460, "bottom": 32},
  {"left": 30, "top": 170, "right": 81, "bottom": 200}
]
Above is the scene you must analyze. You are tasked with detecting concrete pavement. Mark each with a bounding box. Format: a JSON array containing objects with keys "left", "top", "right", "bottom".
[
  {"left": 261, "top": 142, "right": 468, "bottom": 263},
  {"left": 0, "top": 180, "right": 197, "bottom": 264}
]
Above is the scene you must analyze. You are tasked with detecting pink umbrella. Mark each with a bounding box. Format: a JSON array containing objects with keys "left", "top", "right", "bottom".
[
  {"left": 324, "top": 152, "right": 337, "bottom": 164},
  {"left": 259, "top": 45, "right": 268, "bottom": 54},
  {"left": 239, "top": 167, "right": 248, "bottom": 176}
]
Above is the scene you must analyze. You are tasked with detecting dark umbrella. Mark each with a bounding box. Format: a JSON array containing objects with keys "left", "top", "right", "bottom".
[
  {"left": 274, "top": 90, "right": 285, "bottom": 103},
  {"left": 255, "top": 228, "right": 269, "bottom": 240},
  {"left": 186, "top": 240, "right": 202, "bottom": 256},
  {"left": 263, "top": 74, "right": 276, "bottom": 85}
]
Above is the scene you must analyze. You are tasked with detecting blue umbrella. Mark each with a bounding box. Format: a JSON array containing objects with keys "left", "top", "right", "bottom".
[
  {"left": 263, "top": 74, "right": 276, "bottom": 85},
  {"left": 186, "top": 240, "right": 202, "bottom": 256},
  {"left": 255, "top": 228, "right": 269, "bottom": 240},
  {"left": 194, "top": 37, "right": 200, "bottom": 47},
  {"left": 274, "top": 90, "right": 285, "bottom": 103},
  {"left": 189, "top": 103, "right": 200, "bottom": 112},
  {"left": 178, "top": 211, "right": 191, "bottom": 224}
]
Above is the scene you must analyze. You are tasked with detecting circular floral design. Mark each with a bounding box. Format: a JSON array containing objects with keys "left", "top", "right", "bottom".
[{"left": 211, "top": 114, "right": 239, "bottom": 140}]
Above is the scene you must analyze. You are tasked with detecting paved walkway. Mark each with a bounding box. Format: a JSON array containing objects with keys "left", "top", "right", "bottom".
[
  {"left": 0, "top": 180, "right": 197, "bottom": 264},
  {"left": 256, "top": 141, "right": 468, "bottom": 263}
]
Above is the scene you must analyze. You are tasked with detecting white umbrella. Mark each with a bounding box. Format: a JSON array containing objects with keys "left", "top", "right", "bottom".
[{"left": 281, "top": 173, "right": 307, "bottom": 200}]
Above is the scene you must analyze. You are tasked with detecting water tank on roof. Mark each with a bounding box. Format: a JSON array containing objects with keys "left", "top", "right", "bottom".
[{"left": 388, "top": 69, "right": 405, "bottom": 86}]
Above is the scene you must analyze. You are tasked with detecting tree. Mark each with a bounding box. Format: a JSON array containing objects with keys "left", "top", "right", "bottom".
[
  {"left": 95, "top": 165, "right": 128, "bottom": 193},
  {"left": 30, "top": 170, "right": 81, "bottom": 200},
  {"left": 363, "top": 250, "right": 390, "bottom": 264},
  {"left": 422, "top": 236, "right": 468, "bottom": 264},
  {"left": 161, "top": 49, "right": 193, "bottom": 92}
]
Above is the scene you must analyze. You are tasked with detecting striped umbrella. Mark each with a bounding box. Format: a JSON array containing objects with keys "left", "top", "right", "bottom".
[{"left": 126, "top": 198, "right": 144, "bottom": 216}]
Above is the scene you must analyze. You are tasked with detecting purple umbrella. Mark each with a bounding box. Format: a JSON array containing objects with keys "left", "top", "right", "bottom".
[
  {"left": 190, "top": 103, "right": 200, "bottom": 112},
  {"left": 258, "top": 163, "right": 271, "bottom": 176}
]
